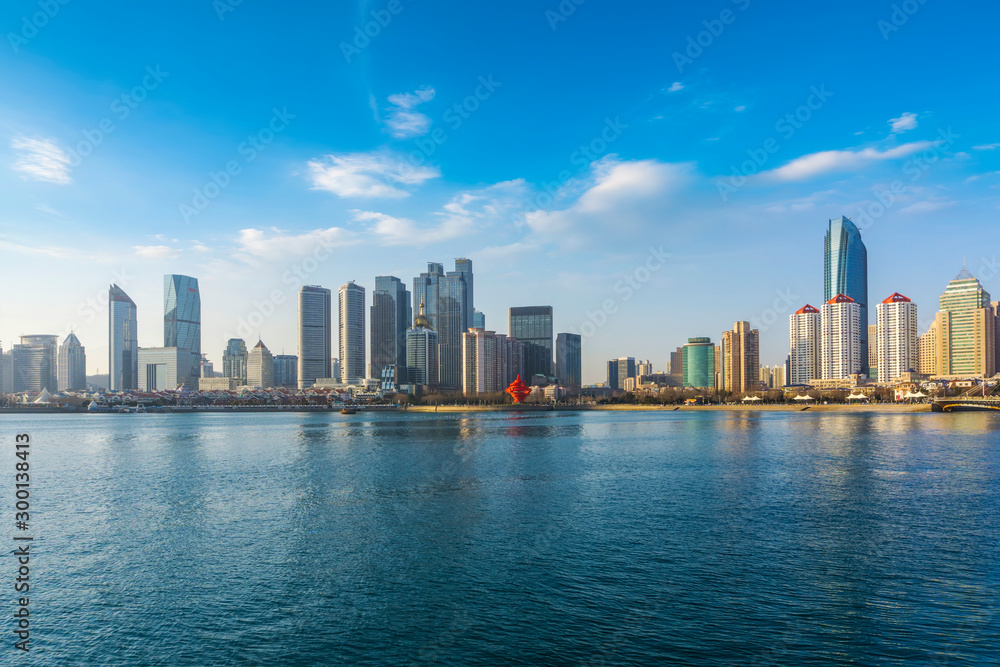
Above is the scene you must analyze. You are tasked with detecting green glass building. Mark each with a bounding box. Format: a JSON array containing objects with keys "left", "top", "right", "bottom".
[{"left": 683, "top": 337, "right": 715, "bottom": 389}]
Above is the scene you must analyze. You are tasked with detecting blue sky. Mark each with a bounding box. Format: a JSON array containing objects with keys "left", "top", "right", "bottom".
[{"left": 1, "top": 0, "right": 999, "bottom": 383}]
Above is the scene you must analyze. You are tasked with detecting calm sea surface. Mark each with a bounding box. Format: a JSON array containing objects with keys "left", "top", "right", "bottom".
[{"left": 1, "top": 410, "right": 998, "bottom": 665}]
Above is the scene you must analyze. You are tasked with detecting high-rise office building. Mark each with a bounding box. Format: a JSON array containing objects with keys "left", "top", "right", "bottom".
[
  {"left": 138, "top": 347, "right": 191, "bottom": 391},
  {"left": 789, "top": 305, "right": 821, "bottom": 385},
  {"left": 298, "top": 285, "right": 332, "bottom": 388},
  {"left": 223, "top": 338, "right": 248, "bottom": 385},
  {"left": 821, "top": 294, "right": 862, "bottom": 380},
  {"left": 636, "top": 360, "right": 653, "bottom": 378},
  {"left": 199, "top": 354, "right": 213, "bottom": 378},
  {"left": 824, "top": 217, "right": 869, "bottom": 375},
  {"left": 509, "top": 306, "right": 554, "bottom": 380},
  {"left": 669, "top": 347, "right": 684, "bottom": 379},
  {"left": 721, "top": 321, "right": 760, "bottom": 393},
  {"left": 556, "top": 333, "right": 582, "bottom": 388},
  {"left": 164, "top": 274, "right": 201, "bottom": 383},
  {"left": 274, "top": 355, "right": 298, "bottom": 388},
  {"left": 371, "top": 276, "right": 411, "bottom": 381},
  {"left": 682, "top": 338, "right": 715, "bottom": 389},
  {"left": 247, "top": 340, "right": 274, "bottom": 388},
  {"left": 0, "top": 345, "right": 12, "bottom": 395},
  {"left": 929, "top": 269, "right": 995, "bottom": 377},
  {"left": 57, "top": 333, "right": 86, "bottom": 391},
  {"left": 406, "top": 298, "right": 439, "bottom": 386},
  {"left": 607, "top": 357, "right": 636, "bottom": 391},
  {"left": 876, "top": 293, "right": 919, "bottom": 383},
  {"left": 109, "top": 284, "right": 138, "bottom": 391},
  {"left": 455, "top": 257, "right": 474, "bottom": 330},
  {"left": 12, "top": 335, "right": 58, "bottom": 393},
  {"left": 918, "top": 328, "right": 937, "bottom": 376},
  {"left": 413, "top": 261, "right": 471, "bottom": 389},
  {"left": 339, "top": 281, "right": 366, "bottom": 382},
  {"left": 473, "top": 310, "right": 486, "bottom": 330}
]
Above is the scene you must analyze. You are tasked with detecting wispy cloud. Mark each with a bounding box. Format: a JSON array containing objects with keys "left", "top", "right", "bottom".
[
  {"left": 973, "top": 143, "right": 1000, "bottom": 151},
  {"left": 307, "top": 150, "right": 440, "bottom": 198},
  {"left": 889, "top": 112, "right": 918, "bottom": 133},
  {"left": 11, "top": 136, "right": 72, "bottom": 185},
  {"left": 667, "top": 81, "right": 684, "bottom": 93},
  {"left": 133, "top": 245, "right": 180, "bottom": 259},
  {"left": 383, "top": 87, "right": 436, "bottom": 138},
  {"left": 234, "top": 226, "right": 354, "bottom": 263},
  {"left": 763, "top": 141, "right": 940, "bottom": 181}
]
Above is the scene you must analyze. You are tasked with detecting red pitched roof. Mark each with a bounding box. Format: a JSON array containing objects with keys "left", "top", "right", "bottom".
[
  {"left": 882, "top": 292, "right": 911, "bottom": 304},
  {"left": 827, "top": 294, "right": 855, "bottom": 304},
  {"left": 796, "top": 304, "right": 820, "bottom": 314}
]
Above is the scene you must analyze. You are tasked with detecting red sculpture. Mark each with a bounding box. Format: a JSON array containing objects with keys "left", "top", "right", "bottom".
[{"left": 506, "top": 375, "right": 531, "bottom": 403}]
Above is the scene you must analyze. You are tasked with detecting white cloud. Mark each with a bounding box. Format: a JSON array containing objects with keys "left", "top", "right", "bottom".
[
  {"left": 763, "top": 141, "right": 941, "bottom": 181},
  {"left": 353, "top": 179, "right": 528, "bottom": 246},
  {"left": 889, "top": 112, "right": 918, "bottom": 133},
  {"left": 973, "top": 143, "right": 1000, "bottom": 150},
  {"left": 234, "top": 227, "right": 354, "bottom": 263},
  {"left": 133, "top": 245, "right": 180, "bottom": 259},
  {"left": 11, "top": 136, "right": 72, "bottom": 185},
  {"left": 525, "top": 157, "right": 693, "bottom": 245},
  {"left": 307, "top": 151, "right": 440, "bottom": 198},
  {"left": 899, "top": 200, "right": 956, "bottom": 214},
  {"left": 667, "top": 82, "right": 684, "bottom": 93},
  {"left": 191, "top": 241, "right": 213, "bottom": 253},
  {"left": 734, "top": 105, "right": 746, "bottom": 112},
  {"left": 383, "top": 87, "right": 436, "bottom": 138}
]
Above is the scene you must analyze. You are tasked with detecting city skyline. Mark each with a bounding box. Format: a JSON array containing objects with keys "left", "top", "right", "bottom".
[{"left": 3, "top": 2, "right": 999, "bottom": 385}]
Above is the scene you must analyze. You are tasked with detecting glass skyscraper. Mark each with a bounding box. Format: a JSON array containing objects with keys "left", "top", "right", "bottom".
[
  {"left": 370, "top": 276, "right": 411, "bottom": 381},
  {"left": 509, "top": 306, "right": 553, "bottom": 380},
  {"left": 682, "top": 337, "right": 715, "bottom": 389},
  {"left": 824, "top": 217, "right": 869, "bottom": 374},
  {"left": 339, "top": 281, "right": 366, "bottom": 382},
  {"left": 298, "top": 285, "right": 332, "bottom": 388},
  {"left": 556, "top": 333, "right": 582, "bottom": 388},
  {"left": 109, "top": 284, "right": 138, "bottom": 391},
  {"left": 12, "top": 335, "right": 58, "bottom": 393},
  {"left": 413, "top": 261, "right": 472, "bottom": 390},
  {"left": 57, "top": 333, "right": 87, "bottom": 391},
  {"left": 222, "top": 338, "right": 248, "bottom": 385},
  {"left": 164, "top": 275, "right": 201, "bottom": 382}
]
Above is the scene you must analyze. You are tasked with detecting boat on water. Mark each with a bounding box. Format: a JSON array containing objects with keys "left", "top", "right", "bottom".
[{"left": 340, "top": 407, "right": 358, "bottom": 415}]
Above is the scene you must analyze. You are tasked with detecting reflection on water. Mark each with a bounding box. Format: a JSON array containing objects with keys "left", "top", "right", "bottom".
[{"left": 3, "top": 410, "right": 998, "bottom": 665}]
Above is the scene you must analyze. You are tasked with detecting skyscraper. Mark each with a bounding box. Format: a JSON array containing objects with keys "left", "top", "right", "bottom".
[
  {"left": 821, "top": 294, "right": 862, "bottom": 379},
  {"left": 721, "top": 321, "right": 760, "bottom": 393},
  {"left": 109, "top": 284, "right": 138, "bottom": 391},
  {"left": 0, "top": 345, "right": 12, "bottom": 395},
  {"left": 607, "top": 357, "right": 636, "bottom": 390},
  {"left": 298, "top": 285, "right": 332, "bottom": 388},
  {"left": 339, "top": 281, "right": 366, "bottom": 382},
  {"left": 867, "top": 324, "right": 879, "bottom": 380},
  {"left": 406, "top": 298, "right": 439, "bottom": 386},
  {"left": 414, "top": 261, "right": 472, "bottom": 389},
  {"left": 57, "top": 333, "right": 87, "bottom": 391},
  {"left": 789, "top": 305, "right": 821, "bottom": 385},
  {"left": 247, "top": 340, "right": 274, "bottom": 388},
  {"left": 509, "top": 306, "right": 554, "bottom": 380},
  {"left": 824, "top": 217, "right": 869, "bottom": 375},
  {"left": 556, "top": 333, "right": 582, "bottom": 388},
  {"left": 273, "top": 355, "right": 298, "bottom": 388},
  {"left": 682, "top": 338, "right": 715, "bottom": 389},
  {"left": 930, "top": 268, "right": 995, "bottom": 377},
  {"left": 472, "top": 310, "right": 486, "bottom": 330},
  {"left": 370, "top": 276, "right": 411, "bottom": 381},
  {"left": 876, "top": 293, "right": 919, "bottom": 383},
  {"left": 138, "top": 347, "right": 191, "bottom": 391},
  {"left": 223, "top": 338, "right": 248, "bottom": 385},
  {"left": 12, "top": 335, "right": 58, "bottom": 393},
  {"left": 164, "top": 274, "right": 201, "bottom": 383},
  {"left": 463, "top": 329, "right": 510, "bottom": 395}
]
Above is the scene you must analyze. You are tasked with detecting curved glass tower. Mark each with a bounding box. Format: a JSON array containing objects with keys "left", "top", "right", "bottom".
[
  {"left": 109, "top": 284, "right": 138, "bottom": 391},
  {"left": 824, "top": 217, "right": 869, "bottom": 374}
]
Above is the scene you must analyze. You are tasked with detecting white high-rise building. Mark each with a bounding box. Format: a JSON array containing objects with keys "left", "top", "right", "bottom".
[
  {"left": 298, "top": 286, "right": 332, "bottom": 389},
  {"left": 247, "top": 339, "right": 274, "bottom": 388},
  {"left": 876, "top": 293, "right": 919, "bottom": 383},
  {"left": 57, "top": 333, "right": 87, "bottom": 391},
  {"left": 462, "top": 329, "right": 524, "bottom": 395},
  {"left": 339, "top": 281, "right": 366, "bottom": 383},
  {"left": 821, "top": 294, "right": 862, "bottom": 380},
  {"left": 789, "top": 305, "right": 821, "bottom": 385}
]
